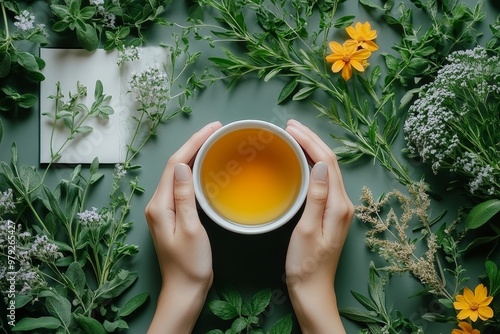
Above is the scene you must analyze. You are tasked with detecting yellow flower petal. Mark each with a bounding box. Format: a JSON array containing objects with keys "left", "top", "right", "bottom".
[
  {"left": 478, "top": 305, "right": 494, "bottom": 320},
  {"left": 328, "top": 41, "right": 344, "bottom": 54},
  {"left": 361, "top": 40, "right": 379, "bottom": 51},
  {"left": 350, "top": 60, "right": 366, "bottom": 72},
  {"left": 341, "top": 64, "right": 353, "bottom": 81},
  {"left": 331, "top": 60, "right": 345, "bottom": 73}
]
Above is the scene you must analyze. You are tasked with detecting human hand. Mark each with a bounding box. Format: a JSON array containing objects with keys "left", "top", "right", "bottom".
[
  {"left": 285, "top": 119, "right": 354, "bottom": 334},
  {"left": 145, "top": 121, "right": 222, "bottom": 334}
]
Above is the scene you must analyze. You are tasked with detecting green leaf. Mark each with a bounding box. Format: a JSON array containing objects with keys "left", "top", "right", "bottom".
[
  {"left": 292, "top": 86, "right": 315, "bottom": 101},
  {"left": 50, "top": 4, "right": 71, "bottom": 19},
  {"left": 250, "top": 288, "right": 271, "bottom": 315},
  {"left": 65, "top": 262, "right": 86, "bottom": 295},
  {"left": 94, "top": 80, "right": 104, "bottom": 99},
  {"left": 277, "top": 78, "right": 298, "bottom": 104},
  {"left": 17, "top": 52, "right": 40, "bottom": 72},
  {"left": 207, "top": 330, "right": 224, "bottom": 334},
  {"left": 15, "top": 294, "right": 33, "bottom": 308},
  {"left": 118, "top": 292, "right": 149, "bottom": 317},
  {"left": 95, "top": 270, "right": 138, "bottom": 301},
  {"left": 359, "top": 0, "right": 385, "bottom": 10},
  {"left": 486, "top": 260, "right": 500, "bottom": 297},
  {"left": 13, "top": 317, "right": 61, "bottom": 331},
  {"left": 368, "top": 264, "right": 385, "bottom": 313},
  {"left": 351, "top": 290, "right": 378, "bottom": 312},
  {"left": 46, "top": 294, "right": 72, "bottom": 329},
  {"left": 0, "top": 52, "right": 11, "bottom": 78},
  {"left": 103, "top": 319, "right": 129, "bottom": 331},
  {"left": 18, "top": 94, "right": 38, "bottom": 109},
  {"left": 218, "top": 285, "right": 243, "bottom": 313},
  {"left": 465, "top": 199, "right": 500, "bottom": 229},
  {"left": 76, "top": 23, "right": 99, "bottom": 51},
  {"left": 268, "top": 314, "right": 293, "bottom": 334},
  {"left": 333, "top": 15, "right": 355, "bottom": 29},
  {"left": 208, "top": 300, "right": 239, "bottom": 320},
  {"left": 339, "top": 307, "right": 382, "bottom": 323},
  {"left": 74, "top": 314, "right": 106, "bottom": 334},
  {"left": 231, "top": 317, "right": 247, "bottom": 332}
]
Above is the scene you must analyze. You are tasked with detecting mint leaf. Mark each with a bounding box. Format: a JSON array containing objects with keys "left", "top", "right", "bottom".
[{"left": 250, "top": 289, "right": 271, "bottom": 316}]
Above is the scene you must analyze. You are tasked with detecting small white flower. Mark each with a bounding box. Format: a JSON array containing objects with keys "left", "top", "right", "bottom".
[
  {"left": 14, "top": 10, "right": 35, "bottom": 31},
  {"left": 77, "top": 207, "right": 102, "bottom": 226}
]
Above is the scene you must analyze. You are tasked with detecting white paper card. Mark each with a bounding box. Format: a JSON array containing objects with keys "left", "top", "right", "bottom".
[{"left": 39, "top": 47, "right": 169, "bottom": 164}]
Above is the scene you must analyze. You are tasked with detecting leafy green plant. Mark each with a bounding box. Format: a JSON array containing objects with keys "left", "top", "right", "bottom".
[
  {"left": 207, "top": 286, "right": 293, "bottom": 334},
  {"left": 340, "top": 263, "right": 426, "bottom": 334},
  {"left": 49, "top": 0, "right": 172, "bottom": 51},
  {"left": 0, "top": 1, "right": 48, "bottom": 111},
  {"left": 0, "top": 33, "right": 201, "bottom": 333}
]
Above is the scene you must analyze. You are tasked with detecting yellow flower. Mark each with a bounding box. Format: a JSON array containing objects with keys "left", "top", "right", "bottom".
[
  {"left": 451, "top": 322, "right": 480, "bottom": 334},
  {"left": 345, "top": 21, "right": 379, "bottom": 51},
  {"left": 325, "top": 41, "right": 372, "bottom": 81},
  {"left": 453, "top": 284, "right": 494, "bottom": 322}
]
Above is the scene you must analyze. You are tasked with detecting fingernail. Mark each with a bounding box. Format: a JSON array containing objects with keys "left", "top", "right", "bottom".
[
  {"left": 199, "top": 121, "right": 221, "bottom": 133},
  {"left": 174, "top": 163, "right": 191, "bottom": 182},
  {"left": 312, "top": 162, "right": 328, "bottom": 182}
]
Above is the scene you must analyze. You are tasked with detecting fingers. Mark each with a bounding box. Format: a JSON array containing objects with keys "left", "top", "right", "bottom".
[
  {"left": 173, "top": 163, "right": 200, "bottom": 232},
  {"left": 286, "top": 119, "right": 348, "bottom": 202},
  {"left": 286, "top": 119, "right": 353, "bottom": 236},
  {"left": 296, "top": 162, "right": 329, "bottom": 235}
]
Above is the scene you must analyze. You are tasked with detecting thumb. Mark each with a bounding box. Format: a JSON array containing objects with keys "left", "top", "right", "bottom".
[
  {"left": 298, "top": 162, "right": 329, "bottom": 232},
  {"left": 173, "top": 163, "right": 199, "bottom": 226}
]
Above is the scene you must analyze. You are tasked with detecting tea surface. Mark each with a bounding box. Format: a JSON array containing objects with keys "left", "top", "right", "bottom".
[{"left": 200, "top": 128, "right": 302, "bottom": 225}]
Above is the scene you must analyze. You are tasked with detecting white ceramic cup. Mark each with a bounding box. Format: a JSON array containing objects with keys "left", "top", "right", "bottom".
[{"left": 193, "top": 120, "right": 310, "bottom": 234}]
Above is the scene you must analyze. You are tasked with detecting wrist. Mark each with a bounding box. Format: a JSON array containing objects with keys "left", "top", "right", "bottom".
[
  {"left": 287, "top": 280, "right": 345, "bottom": 334},
  {"left": 147, "top": 279, "right": 211, "bottom": 334}
]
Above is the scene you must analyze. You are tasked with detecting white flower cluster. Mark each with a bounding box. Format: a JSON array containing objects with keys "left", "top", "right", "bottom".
[
  {"left": 129, "top": 66, "right": 169, "bottom": 111},
  {"left": 14, "top": 10, "right": 35, "bottom": 31},
  {"left": 114, "top": 163, "right": 127, "bottom": 179},
  {"left": 0, "top": 220, "right": 63, "bottom": 298},
  {"left": 404, "top": 46, "right": 499, "bottom": 196},
  {"left": 117, "top": 46, "right": 141, "bottom": 65},
  {"left": 77, "top": 207, "right": 102, "bottom": 226},
  {"left": 0, "top": 189, "right": 16, "bottom": 216}
]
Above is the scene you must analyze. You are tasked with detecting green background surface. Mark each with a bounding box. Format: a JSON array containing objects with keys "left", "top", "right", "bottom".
[{"left": 1, "top": 0, "right": 499, "bottom": 333}]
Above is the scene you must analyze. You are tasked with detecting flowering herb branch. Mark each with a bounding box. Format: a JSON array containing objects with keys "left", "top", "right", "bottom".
[{"left": 0, "top": 1, "right": 48, "bottom": 111}]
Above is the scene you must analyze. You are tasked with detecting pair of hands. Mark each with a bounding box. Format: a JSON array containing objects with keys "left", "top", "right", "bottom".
[{"left": 145, "top": 120, "right": 353, "bottom": 334}]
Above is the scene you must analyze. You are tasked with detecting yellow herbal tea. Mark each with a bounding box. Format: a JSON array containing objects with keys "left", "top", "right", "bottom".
[{"left": 200, "top": 128, "right": 302, "bottom": 225}]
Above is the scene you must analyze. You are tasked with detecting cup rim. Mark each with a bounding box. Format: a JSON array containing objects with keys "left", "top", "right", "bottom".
[{"left": 193, "top": 120, "right": 310, "bottom": 234}]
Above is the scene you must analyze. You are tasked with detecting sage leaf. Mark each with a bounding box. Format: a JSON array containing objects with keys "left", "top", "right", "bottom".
[
  {"left": 465, "top": 199, "right": 500, "bottom": 229},
  {"left": 76, "top": 23, "right": 99, "bottom": 51},
  {"left": 46, "top": 294, "right": 72, "bottom": 329},
  {"left": 74, "top": 314, "right": 106, "bottom": 334},
  {"left": 95, "top": 270, "right": 138, "bottom": 300},
  {"left": 118, "top": 292, "right": 149, "bottom": 317},
  {"left": 13, "top": 317, "right": 61, "bottom": 331},
  {"left": 65, "top": 262, "right": 86, "bottom": 295},
  {"left": 17, "top": 52, "right": 40, "bottom": 72}
]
